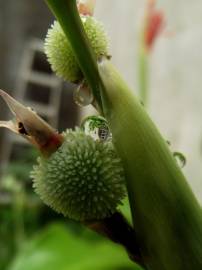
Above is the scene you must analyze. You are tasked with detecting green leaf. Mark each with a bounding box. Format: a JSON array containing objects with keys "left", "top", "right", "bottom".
[{"left": 8, "top": 222, "right": 141, "bottom": 270}]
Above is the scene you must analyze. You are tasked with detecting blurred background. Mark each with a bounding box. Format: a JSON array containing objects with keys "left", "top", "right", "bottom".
[{"left": 0, "top": 0, "right": 202, "bottom": 269}]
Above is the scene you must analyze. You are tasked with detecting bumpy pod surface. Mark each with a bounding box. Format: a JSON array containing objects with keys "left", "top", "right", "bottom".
[
  {"left": 44, "top": 17, "right": 109, "bottom": 82},
  {"left": 31, "top": 129, "right": 125, "bottom": 221}
]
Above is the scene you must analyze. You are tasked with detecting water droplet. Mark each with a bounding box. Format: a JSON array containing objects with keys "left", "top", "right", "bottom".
[
  {"left": 81, "top": 115, "right": 112, "bottom": 141},
  {"left": 173, "top": 152, "right": 186, "bottom": 168},
  {"left": 74, "top": 82, "right": 94, "bottom": 107}
]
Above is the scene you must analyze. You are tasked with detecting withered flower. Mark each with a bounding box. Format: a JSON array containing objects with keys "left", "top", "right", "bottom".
[{"left": 0, "top": 89, "right": 63, "bottom": 157}]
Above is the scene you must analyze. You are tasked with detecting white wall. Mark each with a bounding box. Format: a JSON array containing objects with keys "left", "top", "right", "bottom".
[{"left": 94, "top": 0, "right": 202, "bottom": 202}]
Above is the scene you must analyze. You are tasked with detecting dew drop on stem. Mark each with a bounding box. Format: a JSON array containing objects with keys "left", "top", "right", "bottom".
[
  {"left": 74, "top": 82, "right": 94, "bottom": 107},
  {"left": 81, "top": 115, "right": 112, "bottom": 142},
  {"left": 173, "top": 152, "right": 186, "bottom": 168}
]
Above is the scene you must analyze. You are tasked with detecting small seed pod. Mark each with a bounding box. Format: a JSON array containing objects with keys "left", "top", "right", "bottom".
[
  {"left": 44, "top": 17, "right": 109, "bottom": 82},
  {"left": 31, "top": 128, "right": 125, "bottom": 221}
]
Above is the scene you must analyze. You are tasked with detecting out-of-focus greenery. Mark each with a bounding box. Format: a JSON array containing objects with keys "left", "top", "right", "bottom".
[
  {"left": 7, "top": 147, "right": 38, "bottom": 182},
  {"left": 0, "top": 146, "right": 137, "bottom": 270},
  {"left": 8, "top": 222, "right": 141, "bottom": 270},
  {"left": 0, "top": 205, "right": 16, "bottom": 270},
  {"left": 0, "top": 174, "right": 41, "bottom": 270},
  {"left": 0, "top": 148, "right": 47, "bottom": 270}
]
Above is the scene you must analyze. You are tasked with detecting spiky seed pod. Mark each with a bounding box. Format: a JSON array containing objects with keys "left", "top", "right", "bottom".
[
  {"left": 31, "top": 129, "right": 125, "bottom": 221},
  {"left": 44, "top": 17, "right": 109, "bottom": 82}
]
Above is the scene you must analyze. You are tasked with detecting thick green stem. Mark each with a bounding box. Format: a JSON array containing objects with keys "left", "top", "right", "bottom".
[
  {"left": 98, "top": 59, "right": 202, "bottom": 270},
  {"left": 45, "top": 0, "right": 103, "bottom": 111},
  {"left": 138, "top": 46, "right": 149, "bottom": 107}
]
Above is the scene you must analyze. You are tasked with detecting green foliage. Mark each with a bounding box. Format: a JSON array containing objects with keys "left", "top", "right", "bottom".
[
  {"left": 0, "top": 174, "right": 40, "bottom": 270},
  {"left": 0, "top": 206, "right": 16, "bottom": 270},
  {"left": 7, "top": 147, "right": 38, "bottom": 182},
  {"left": 8, "top": 222, "right": 141, "bottom": 270}
]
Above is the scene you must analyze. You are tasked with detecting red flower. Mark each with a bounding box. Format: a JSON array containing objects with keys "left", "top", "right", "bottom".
[{"left": 144, "top": 0, "right": 165, "bottom": 50}]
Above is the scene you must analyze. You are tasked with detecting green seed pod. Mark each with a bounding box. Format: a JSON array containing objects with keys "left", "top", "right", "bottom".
[
  {"left": 44, "top": 17, "right": 109, "bottom": 82},
  {"left": 31, "top": 128, "right": 125, "bottom": 221}
]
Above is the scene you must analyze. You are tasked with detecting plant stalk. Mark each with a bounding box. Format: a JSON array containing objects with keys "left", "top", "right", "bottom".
[
  {"left": 138, "top": 45, "right": 149, "bottom": 107},
  {"left": 45, "top": 0, "right": 103, "bottom": 111},
  {"left": 98, "top": 59, "right": 202, "bottom": 270},
  {"left": 87, "top": 212, "right": 145, "bottom": 268}
]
